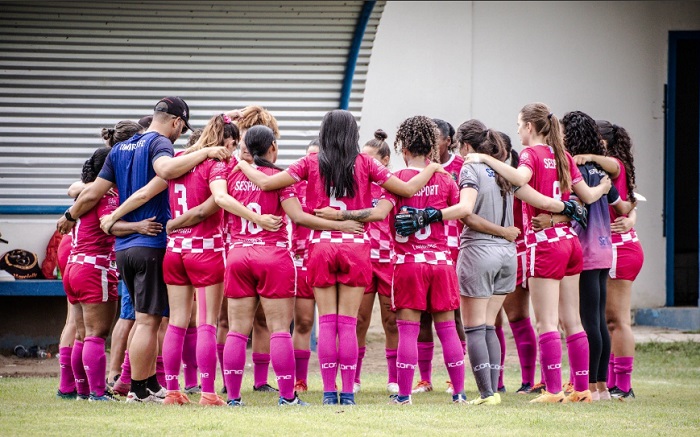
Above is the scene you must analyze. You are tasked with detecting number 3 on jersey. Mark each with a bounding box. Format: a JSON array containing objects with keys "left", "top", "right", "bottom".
[
  {"left": 240, "top": 202, "right": 263, "bottom": 235},
  {"left": 174, "top": 183, "right": 188, "bottom": 217}
]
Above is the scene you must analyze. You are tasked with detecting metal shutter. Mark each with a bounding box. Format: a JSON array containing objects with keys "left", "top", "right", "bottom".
[{"left": 0, "top": 0, "right": 385, "bottom": 208}]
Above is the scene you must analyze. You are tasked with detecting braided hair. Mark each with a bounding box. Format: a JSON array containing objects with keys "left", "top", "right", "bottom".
[
  {"left": 597, "top": 120, "right": 636, "bottom": 203},
  {"left": 81, "top": 147, "right": 111, "bottom": 183},
  {"left": 394, "top": 116, "right": 439, "bottom": 162}
]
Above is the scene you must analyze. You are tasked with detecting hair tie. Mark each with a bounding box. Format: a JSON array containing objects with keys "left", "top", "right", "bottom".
[
  {"left": 222, "top": 114, "right": 232, "bottom": 124},
  {"left": 547, "top": 113, "right": 553, "bottom": 120},
  {"left": 108, "top": 128, "right": 116, "bottom": 136}
]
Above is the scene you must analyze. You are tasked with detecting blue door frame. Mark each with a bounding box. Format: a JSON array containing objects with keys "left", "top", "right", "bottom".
[{"left": 665, "top": 31, "right": 700, "bottom": 306}]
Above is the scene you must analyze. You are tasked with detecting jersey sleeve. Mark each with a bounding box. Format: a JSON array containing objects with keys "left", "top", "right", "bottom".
[
  {"left": 150, "top": 136, "right": 175, "bottom": 165},
  {"left": 279, "top": 182, "right": 298, "bottom": 202},
  {"left": 208, "top": 159, "right": 228, "bottom": 184},
  {"left": 517, "top": 148, "right": 536, "bottom": 175},
  {"left": 286, "top": 155, "right": 309, "bottom": 182},
  {"left": 607, "top": 184, "right": 621, "bottom": 205},
  {"left": 380, "top": 190, "right": 398, "bottom": 207},
  {"left": 98, "top": 152, "right": 115, "bottom": 183},
  {"left": 458, "top": 163, "right": 480, "bottom": 191},
  {"left": 568, "top": 153, "right": 583, "bottom": 185},
  {"left": 368, "top": 156, "right": 392, "bottom": 185}
]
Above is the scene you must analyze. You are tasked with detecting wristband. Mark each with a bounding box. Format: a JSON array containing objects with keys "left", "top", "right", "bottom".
[
  {"left": 106, "top": 221, "right": 116, "bottom": 235},
  {"left": 64, "top": 209, "right": 76, "bottom": 222}
]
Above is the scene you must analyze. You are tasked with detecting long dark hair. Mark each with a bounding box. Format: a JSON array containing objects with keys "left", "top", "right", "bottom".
[
  {"left": 244, "top": 125, "right": 282, "bottom": 171},
  {"left": 472, "top": 130, "right": 512, "bottom": 196},
  {"left": 597, "top": 120, "right": 636, "bottom": 203},
  {"left": 318, "top": 110, "right": 359, "bottom": 198},
  {"left": 562, "top": 111, "right": 604, "bottom": 156},
  {"left": 81, "top": 147, "right": 111, "bottom": 183},
  {"left": 498, "top": 131, "right": 519, "bottom": 168},
  {"left": 520, "top": 103, "right": 570, "bottom": 192}
]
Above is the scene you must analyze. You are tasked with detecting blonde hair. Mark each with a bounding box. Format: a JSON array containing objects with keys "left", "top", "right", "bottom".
[
  {"left": 235, "top": 106, "right": 280, "bottom": 139},
  {"left": 186, "top": 114, "right": 239, "bottom": 154},
  {"left": 520, "top": 102, "right": 570, "bottom": 192}
]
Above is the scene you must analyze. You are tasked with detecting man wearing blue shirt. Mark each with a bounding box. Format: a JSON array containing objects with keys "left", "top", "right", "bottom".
[{"left": 58, "top": 96, "right": 230, "bottom": 402}]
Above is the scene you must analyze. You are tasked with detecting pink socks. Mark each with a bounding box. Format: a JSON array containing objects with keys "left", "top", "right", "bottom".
[
  {"left": 539, "top": 331, "right": 562, "bottom": 394},
  {"left": 435, "top": 321, "right": 465, "bottom": 395},
  {"left": 197, "top": 324, "right": 218, "bottom": 394},
  {"left": 58, "top": 346, "right": 75, "bottom": 393},
  {"left": 252, "top": 352, "right": 271, "bottom": 389},
  {"left": 495, "top": 325, "right": 506, "bottom": 389},
  {"left": 355, "top": 346, "right": 366, "bottom": 384},
  {"left": 83, "top": 337, "right": 106, "bottom": 397},
  {"left": 162, "top": 324, "right": 186, "bottom": 391},
  {"left": 270, "top": 332, "right": 295, "bottom": 399},
  {"left": 318, "top": 314, "right": 339, "bottom": 392},
  {"left": 294, "top": 349, "right": 311, "bottom": 383},
  {"left": 156, "top": 356, "right": 166, "bottom": 388},
  {"left": 397, "top": 320, "right": 420, "bottom": 397},
  {"left": 566, "top": 331, "right": 590, "bottom": 392},
  {"left": 223, "top": 332, "right": 248, "bottom": 400},
  {"left": 417, "top": 342, "right": 434, "bottom": 383},
  {"left": 615, "top": 356, "right": 634, "bottom": 392},
  {"left": 385, "top": 348, "right": 398, "bottom": 384},
  {"left": 71, "top": 340, "right": 89, "bottom": 396},
  {"left": 608, "top": 354, "right": 616, "bottom": 387},
  {"left": 120, "top": 350, "right": 131, "bottom": 384},
  {"left": 183, "top": 327, "right": 198, "bottom": 388},
  {"left": 510, "top": 318, "right": 537, "bottom": 385},
  {"left": 337, "top": 315, "right": 358, "bottom": 394}
]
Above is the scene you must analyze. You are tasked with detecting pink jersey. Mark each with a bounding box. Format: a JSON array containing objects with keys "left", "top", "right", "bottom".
[
  {"left": 71, "top": 194, "right": 118, "bottom": 260},
  {"left": 608, "top": 157, "right": 638, "bottom": 245},
  {"left": 442, "top": 153, "right": 465, "bottom": 250},
  {"left": 167, "top": 155, "right": 227, "bottom": 253},
  {"left": 286, "top": 152, "right": 392, "bottom": 244},
  {"left": 226, "top": 165, "right": 297, "bottom": 248},
  {"left": 383, "top": 169, "right": 460, "bottom": 265},
  {"left": 290, "top": 180, "right": 311, "bottom": 269},
  {"left": 368, "top": 183, "right": 393, "bottom": 263},
  {"left": 518, "top": 145, "right": 583, "bottom": 247}
]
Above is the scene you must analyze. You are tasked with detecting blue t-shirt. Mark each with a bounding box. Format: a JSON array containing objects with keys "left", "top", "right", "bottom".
[
  {"left": 98, "top": 132, "right": 173, "bottom": 250},
  {"left": 572, "top": 163, "right": 619, "bottom": 270}
]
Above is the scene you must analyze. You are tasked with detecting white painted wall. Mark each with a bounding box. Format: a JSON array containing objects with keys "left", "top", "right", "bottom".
[{"left": 361, "top": 1, "right": 700, "bottom": 308}]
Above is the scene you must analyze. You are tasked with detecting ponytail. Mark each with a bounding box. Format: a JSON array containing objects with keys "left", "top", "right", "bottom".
[
  {"left": 101, "top": 120, "right": 143, "bottom": 147},
  {"left": 520, "top": 103, "right": 571, "bottom": 193},
  {"left": 245, "top": 125, "right": 283, "bottom": 171},
  {"left": 597, "top": 120, "right": 636, "bottom": 203},
  {"left": 472, "top": 129, "right": 512, "bottom": 196}
]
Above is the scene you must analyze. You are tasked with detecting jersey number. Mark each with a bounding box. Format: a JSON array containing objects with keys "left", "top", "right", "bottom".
[
  {"left": 240, "top": 202, "right": 263, "bottom": 235},
  {"left": 174, "top": 184, "right": 188, "bottom": 217},
  {"left": 330, "top": 195, "right": 347, "bottom": 211},
  {"left": 552, "top": 181, "right": 562, "bottom": 201}
]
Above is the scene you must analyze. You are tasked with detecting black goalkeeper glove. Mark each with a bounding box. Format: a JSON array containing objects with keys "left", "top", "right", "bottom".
[
  {"left": 560, "top": 200, "right": 588, "bottom": 230},
  {"left": 394, "top": 206, "right": 443, "bottom": 237}
]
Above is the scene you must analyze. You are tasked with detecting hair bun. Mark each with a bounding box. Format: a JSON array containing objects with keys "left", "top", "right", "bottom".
[
  {"left": 100, "top": 127, "right": 116, "bottom": 142},
  {"left": 374, "top": 129, "right": 388, "bottom": 141}
]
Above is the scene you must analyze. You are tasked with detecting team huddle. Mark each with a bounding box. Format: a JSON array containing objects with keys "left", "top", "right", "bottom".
[{"left": 54, "top": 96, "right": 643, "bottom": 407}]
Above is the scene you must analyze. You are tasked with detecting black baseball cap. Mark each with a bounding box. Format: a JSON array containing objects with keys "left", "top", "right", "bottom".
[{"left": 154, "top": 96, "right": 192, "bottom": 132}]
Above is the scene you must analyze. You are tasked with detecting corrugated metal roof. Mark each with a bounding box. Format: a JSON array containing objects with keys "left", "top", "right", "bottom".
[{"left": 0, "top": 0, "right": 385, "bottom": 206}]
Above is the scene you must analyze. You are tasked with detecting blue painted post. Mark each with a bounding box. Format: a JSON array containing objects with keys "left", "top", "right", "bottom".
[{"left": 339, "top": 1, "right": 376, "bottom": 110}]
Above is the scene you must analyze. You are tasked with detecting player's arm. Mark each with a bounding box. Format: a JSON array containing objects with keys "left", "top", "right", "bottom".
[
  {"left": 531, "top": 213, "right": 570, "bottom": 232},
  {"left": 463, "top": 214, "right": 521, "bottom": 242},
  {"left": 282, "top": 198, "right": 363, "bottom": 234},
  {"left": 166, "top": 194, "right": 221, "bottom": 234},
  {"left": 313, "top": 199, "right": 395, "bottom": 223},
  {"left": 57, "top": 177, "right": 114, "bottom": 234},
  {"left": 380, "top": 163, "right": 446, "bottom": 197},
  {"left": 234, "top": 160, "right": 296, "bottom": 191},
  {"left": 572, "top": 175, "right": 611, "bottom": 205},
  {"left": 210, "top": 179, "right": 282, "bottom": 231},
  {"left": 67, "top": 181, "right": 87, "bottom": 199},
  {"left": 611, "top": 208, "right": 637, "bottom": 234},
  {"left": 394, "top": 187, "right": 476, "bottom": 237},
  {"left": 109, "top": 216, "right": 163, "bottom": 237},
  {"left": 574, "top": 154, "right": 621, "bottom": 179},
  {"left": 100, "top": 176, "right": 168, "bottom": 234},
  {"left": 465, "top": 153, "right": 533, "bottom": 187},
  {"left": 153, "top": 146, "right": 231, "bottom": 180}
]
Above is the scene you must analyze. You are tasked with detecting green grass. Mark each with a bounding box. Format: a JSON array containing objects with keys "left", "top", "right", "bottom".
[{"left": 1, "top": 342, "right": 699, "bottom": 436}]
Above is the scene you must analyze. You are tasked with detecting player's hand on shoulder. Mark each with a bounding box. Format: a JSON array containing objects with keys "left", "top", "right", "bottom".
[{"left": 574, "top": 154, "right": 593, "bottom": 165}]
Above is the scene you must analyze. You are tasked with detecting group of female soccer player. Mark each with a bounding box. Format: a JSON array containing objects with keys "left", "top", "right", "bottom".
[{"left": 56, "top": 101, "right": 643, "bottom": 407}]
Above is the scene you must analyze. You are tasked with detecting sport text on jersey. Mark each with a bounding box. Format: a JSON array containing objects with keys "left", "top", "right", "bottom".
[
  {"left": 414, "top": 184, "right": 440, "bottom": 197},
  {"left": 543, "top": 158, "right": 556, "bottom": 169},
  {"left": 234, "top": 180, "right": 262, "bottom": 192}
]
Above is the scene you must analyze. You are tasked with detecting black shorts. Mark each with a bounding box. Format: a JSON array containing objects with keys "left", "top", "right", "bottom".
[{"left": 116, "top": 246, "right": 168, "bottom": 316}]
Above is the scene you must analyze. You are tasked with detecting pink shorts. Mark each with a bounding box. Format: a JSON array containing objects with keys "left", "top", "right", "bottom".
[
  {"left": 296, "top": 267, "right": 314, "bottom": 299},
  {"left": 63, "top": 262, "right": 118, "bottom": 305},
  {"left": 365, "top": 262, "right": 394, "bottom": 297},
  {"left": 610, "top": 240, "right": 644, "bottom": 281},
  {"left": 163, "top": 250, "right": 225, "bottom": 287},
  {"left": 449, "top": 248, "right": 460, "bottom": 268},
  {"left": 225, "top": 245, "right": 295, "bottom": 300},
  {"left": 527, "top": 237, "right": 583, "bottom": 281},
  {"left": 516, "top": 248, "right": 528, "bottom": 288},
  {"left": 307, "top": 242, "right": 372, "bottom": 288},
  {"left": 392, "top": 263, "right": 459, "bottom": 313}
]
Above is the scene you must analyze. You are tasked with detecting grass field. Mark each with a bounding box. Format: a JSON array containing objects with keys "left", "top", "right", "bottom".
[{"left": 1, "top": 342, "right": 699, "bottom": 436}]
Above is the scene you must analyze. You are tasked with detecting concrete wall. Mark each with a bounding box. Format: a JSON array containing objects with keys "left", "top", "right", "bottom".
[{"left": 360, "top": 1, "right": 700, "bottom": 308}]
